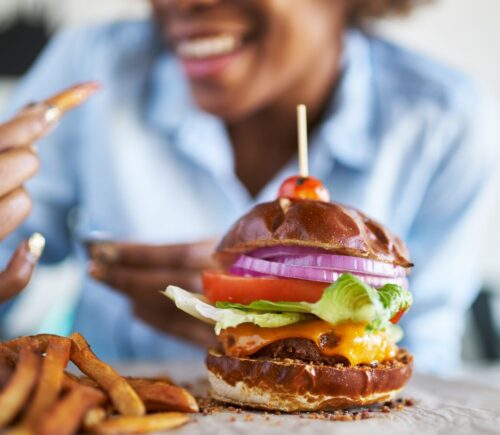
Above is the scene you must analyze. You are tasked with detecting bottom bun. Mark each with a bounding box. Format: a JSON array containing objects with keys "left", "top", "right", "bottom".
[{"left": 206, "top": 349, "right": 413, "bottom": 412}]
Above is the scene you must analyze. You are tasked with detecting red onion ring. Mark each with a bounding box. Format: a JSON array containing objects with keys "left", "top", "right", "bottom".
[
  {"left": 250, "top": 246, "right": 407, "bottom": 278},
  {"left": 230, "top": 255, "right": 409, "bottom": 288}
]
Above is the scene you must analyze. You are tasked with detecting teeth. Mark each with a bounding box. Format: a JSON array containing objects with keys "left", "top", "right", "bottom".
[{"left": 177, "top": 34, "right": 239, "bottom": 59}]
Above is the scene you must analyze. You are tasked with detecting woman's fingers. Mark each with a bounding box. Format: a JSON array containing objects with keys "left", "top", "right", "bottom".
[
  {"left": 88, "top": 260, "right": 216, "bottom": 347},
  {"left": 0, "top": 233, "right": 45, "bottom": 304},
  {"left": 89, "top": 262, "right": 202, "bottom": 294},
  {"left": 133, "top": 302, "right": 218, "bottom": 348},
  {"left": 87, "top": 238, "right": 219, "bottom": 345},
  {"left": 88, "top": 240, "right": 218, "bottom": 270},
  {"left": 0, "top": 149, "right": 39, "bottom": 198},
  {"left": 0, "top": 188, "right": 32, "bottom": 241},
  {"left": 0, "top": 108, "right": 52, "bottom": 151}
]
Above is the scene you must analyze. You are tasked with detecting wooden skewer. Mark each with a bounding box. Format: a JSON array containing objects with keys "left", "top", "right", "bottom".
[{"left": 297, "top": 104, "right": 309, "bottom": 178}]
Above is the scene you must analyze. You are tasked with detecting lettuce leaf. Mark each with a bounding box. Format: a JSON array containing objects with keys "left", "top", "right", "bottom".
[
  {"left": 163, "top": 286, "right": 311, "bottom": 334},
  {"left": 216, "top": 273, "right": 412, "bottom": 330},
  {"left": 163, "top": 274, "right": 412, "bottom": 334}
]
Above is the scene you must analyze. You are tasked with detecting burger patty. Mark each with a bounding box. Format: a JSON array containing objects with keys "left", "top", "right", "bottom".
[{"left": 253, "top": 338, "right": 351, "bottom": 366}]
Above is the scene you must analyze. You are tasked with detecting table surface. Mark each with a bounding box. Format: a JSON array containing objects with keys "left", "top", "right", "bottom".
[{"left": 116, "top": 360, "right": 500, "bottom": 435}]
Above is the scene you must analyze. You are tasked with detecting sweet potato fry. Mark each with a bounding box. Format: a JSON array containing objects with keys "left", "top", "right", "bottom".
[
  {"left": 82, "top": 406, "right": 107, "bottom": 431},
  {"left": 80, "top": 377, "right": 198, "bottom": 413},
  {"left": 77, "top": 376, "right": 99, "bottom": 388},
  {"left": 4, "top": 334, "right": 58, "bottom": 354},
  {"left": 45, "top": 82, "right": 101, "bottom": 114},
  {"left": 125, "top": 376, "right": 174, "bottom": 386},
  {"left": 60, "top": 373, "right": 85, "bottom": 395},
  {"left": 128, "top": 380, "right": 199, "bottom": 413},
  {"left": 0, "top": 343, "right": 18, "bottom": 365},
  {"left": 0, "top": 349, "right": 14, "bottom": 390},
  {"left": 0, "top": 363, "right": 13, "bottom": 389},
  {"left": 69, "top": 333, "right": 145, "bottom": 416},
  {"left": 0, "top": 347, "right": 40, "bottom": 427},
  {"left": 38, "top": 384, "right": 106, "bottom": 435},
  {"left": 91, "top": 412, "right": 189, "bottom": 434},
  {"left": 20, "top": 337, "right": 71, "bottom": 428}
]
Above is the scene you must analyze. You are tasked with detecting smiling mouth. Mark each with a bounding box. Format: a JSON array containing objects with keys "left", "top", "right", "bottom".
[
  {"left": 173, "top": 33, "right": 248, "bottom": 80},
  {"left": 175, "top": 34, "right": 242, "bottom": 60}
]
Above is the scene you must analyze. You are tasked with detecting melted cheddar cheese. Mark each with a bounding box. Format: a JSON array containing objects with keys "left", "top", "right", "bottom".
[{"left": 219, "top": 320, "right": 397, "bottom": 366}]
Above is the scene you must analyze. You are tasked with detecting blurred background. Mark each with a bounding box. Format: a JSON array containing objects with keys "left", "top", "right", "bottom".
[{"left": 0, "top": 0, "right": 498, "bottom": 365}]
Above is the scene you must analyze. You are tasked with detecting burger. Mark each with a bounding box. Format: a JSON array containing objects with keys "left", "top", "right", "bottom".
[{"left": 164, "top": 175, "right": 413, "bottom": 412}]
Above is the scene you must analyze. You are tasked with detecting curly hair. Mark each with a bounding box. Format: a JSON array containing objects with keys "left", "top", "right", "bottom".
[{"left": 350, "top": 0, "right": 434, "bottom": 23}]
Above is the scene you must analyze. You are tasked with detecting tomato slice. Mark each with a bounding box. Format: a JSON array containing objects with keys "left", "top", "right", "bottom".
[
  {"left": 203, "top": 271, "right": 409, "bottom": 323},
  {"left": 202, "top": 271, "right": 328, "bottom": 304}
]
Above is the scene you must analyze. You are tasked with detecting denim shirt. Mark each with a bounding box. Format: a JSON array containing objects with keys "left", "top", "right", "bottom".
[{"left": 0, "top": 21, "right": 498, "bottom": 372}]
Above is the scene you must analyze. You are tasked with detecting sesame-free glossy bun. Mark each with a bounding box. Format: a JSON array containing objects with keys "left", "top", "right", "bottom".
[
  {"left": 206, "top": 349, "right": 413, "bottom": 412},
  {"left": 216, "top": 199, "right": 412, "bottom": 267}
]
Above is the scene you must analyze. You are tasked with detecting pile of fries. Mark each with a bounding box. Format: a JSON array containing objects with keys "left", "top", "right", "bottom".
[{"left": 0, "top": 333, "right": 198, "bottom": 434}]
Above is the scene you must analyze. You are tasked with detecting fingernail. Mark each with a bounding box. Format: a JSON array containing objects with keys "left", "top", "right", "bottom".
[
  {"left": 21, "top": 102, "right": 41, "bottom": 115},
  {"left": 88, "top": 261, "right": 106, "bottom": 281},
  {"left": 27, "top": 232, "right": 45, "bottom": 260},
  {"left": 91, "top": 244, "right": 119, "bottom": 263}
]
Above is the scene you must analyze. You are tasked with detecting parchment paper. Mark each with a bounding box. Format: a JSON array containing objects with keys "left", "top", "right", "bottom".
[{"left": 119, "top": 361, "right": 500, "bottom": 435}]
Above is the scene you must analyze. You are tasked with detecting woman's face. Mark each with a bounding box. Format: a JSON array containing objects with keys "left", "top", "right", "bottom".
[{"left": 152, "top": 0, "right": 348, "bottom": 121}]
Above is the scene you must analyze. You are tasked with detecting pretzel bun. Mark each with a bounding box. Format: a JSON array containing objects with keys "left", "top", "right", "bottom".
[
  {"left": 206, "top": 349, "right": 413, "bottom": 412},
  {"left": 216, "top": 199, "right": 412, "bottom": 267}
]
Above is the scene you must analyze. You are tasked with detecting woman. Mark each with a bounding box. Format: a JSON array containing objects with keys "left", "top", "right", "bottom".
[{"left": 0, "top": 0, "right": 497, "bottom": 371}]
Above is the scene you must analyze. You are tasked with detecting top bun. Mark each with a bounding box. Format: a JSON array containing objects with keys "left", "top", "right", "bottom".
[{"left": 216, "top": 199, "right": 412, "bottom": 267}]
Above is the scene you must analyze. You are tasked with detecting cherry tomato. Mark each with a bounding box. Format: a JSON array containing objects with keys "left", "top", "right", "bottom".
[
  {"left": 202, "top": 271, "right": 328, "bottom": 304},
  {"left": 278, "top": 175, "right": 330, "bottom": 202}
]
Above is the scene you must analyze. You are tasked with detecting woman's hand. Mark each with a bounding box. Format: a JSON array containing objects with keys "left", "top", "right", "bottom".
[
  {"left": 0, "top": 82, "right": 100, "bottom": 304},
  {"left": 87, "top": 240, "right": 219, "bottom": 347},
  {"left": 0, "top": 104, "right": 54, "bottom": 304}
]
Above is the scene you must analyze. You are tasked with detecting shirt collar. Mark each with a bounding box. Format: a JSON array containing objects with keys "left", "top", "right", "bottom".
[
  {"left": 145, "top": 28, "right": 377, "bottom": 172},
  {"left": 145, "top": 52, "right": 193, "bottom": 133},
  {"left": 317, "top": 29, "right": 377, "bottom": 170}
]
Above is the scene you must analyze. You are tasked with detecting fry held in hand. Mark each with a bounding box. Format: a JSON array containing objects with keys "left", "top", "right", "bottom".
[
  {"left": 0, "top": 81, "right": 100, "bottom": 153},
  {"left": 44, "top": 81, "right": 101, "bottom": 116},
  {"left": 69, "top": 333, "right": 145, "bottom": 416}
]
